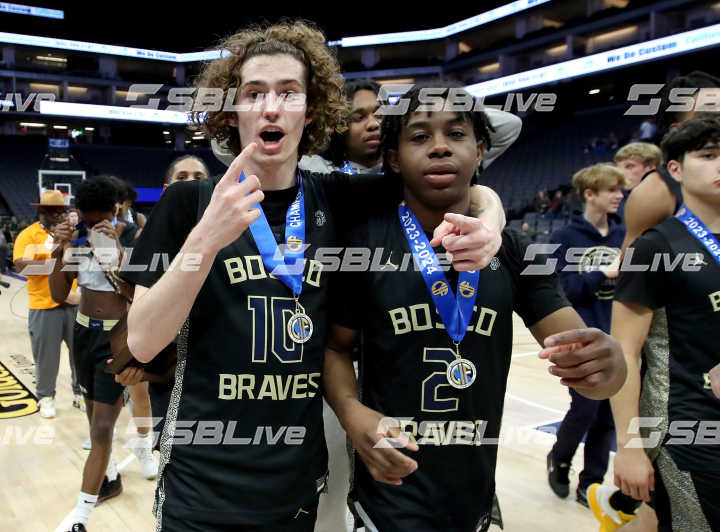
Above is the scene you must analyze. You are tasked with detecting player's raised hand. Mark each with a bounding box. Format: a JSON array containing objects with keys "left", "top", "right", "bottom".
[
  {"left": 197, "top": 142, "right": 264, "bottom": 252},
  {"left": 52, "top": 219, "right": 74, "bottom": 245},
  {"left": 344, "top": 403, "right": 418, "bottom": 485},
  {"left": 538, "top": 328, "right": 626, "bottom": 398},
  {"left": 92, "top": 219, "right": 120, "bottom": 242},
  {"left": 430, "top": 212, "right": 501, "bottom": 271}
]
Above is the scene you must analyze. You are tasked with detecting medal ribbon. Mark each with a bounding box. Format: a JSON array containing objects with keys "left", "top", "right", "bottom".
[
  {"left": 339, "top": 160, "right": 356, "bottom": 175},
  {"left": 238, "top": 170, "right": 305, "bottom": 296},
  {"left": 676, "top": 204, "right": 720, "bottom": 267},
  {"left": 398, "top": 202, "right": 480, "bottom": 344}
]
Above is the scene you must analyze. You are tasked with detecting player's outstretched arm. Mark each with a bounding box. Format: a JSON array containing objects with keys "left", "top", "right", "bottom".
[
  {"left": 127, "top": 144, "right": 264, "bottom": 362},
  {"left": 324, "top": 324, "right": 418, "bottom": 486},
  {"left": 429, "top": 186, "right": 505, "bottom": 271},
  {"left": 609, "top": 300, "right": 655, "bottom": 502},
  {"left": 531, "top": 306, "right": 627, "bottom": 400}
]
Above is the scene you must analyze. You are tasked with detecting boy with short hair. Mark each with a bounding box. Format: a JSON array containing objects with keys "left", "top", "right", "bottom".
[
  {"left": 546, "top": 164, "right": 625, "bottom": 506},
  {"left": 323, "top": 84, "right": 627, "bottom": 532},
  {"left": 614, "top": 142, "right": 662, "bottom": 192},
  {"left": 610, "top": 117, "right": 720, "bottom": 531}
]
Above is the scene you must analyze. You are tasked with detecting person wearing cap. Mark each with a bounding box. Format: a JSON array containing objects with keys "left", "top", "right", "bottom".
[{"left": 13, "top": 189, "right": 81, "bottom": 418}]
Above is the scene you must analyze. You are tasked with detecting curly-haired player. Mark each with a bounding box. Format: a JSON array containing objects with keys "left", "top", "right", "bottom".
[{"left": 122, "top": 20, "right": 505, "bottom": 532}]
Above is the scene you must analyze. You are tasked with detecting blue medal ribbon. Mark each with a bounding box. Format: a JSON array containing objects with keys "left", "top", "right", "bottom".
[
  {"left": 676, "top": 204, "right": 720, "bottom": 267},
  {"left": 339, "top": 160, "right": 356, "bottom": 175},
  {"left": 238, "top": 170, "right": 305, "bottom": 296},
  {"left": 398, "top": 202, "right": 480, "bottom": 344}
]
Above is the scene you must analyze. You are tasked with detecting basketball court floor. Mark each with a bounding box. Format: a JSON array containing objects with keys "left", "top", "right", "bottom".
[{"left": 1, "top": 273, "right": 609, "bottom": 531}]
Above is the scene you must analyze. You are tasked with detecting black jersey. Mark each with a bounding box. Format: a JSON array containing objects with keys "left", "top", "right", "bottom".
[
  {"left": 615, "top": 217, "right": 720, "bottom": 472},
  {"left": 657, "top": 167, "right": 683, "bottom": 213},
  {"left": 334, "top": 208, "right": 569, "bottom": 532},
  {"left": 121, "top": 172, "right": 386, "bottom": 524}
]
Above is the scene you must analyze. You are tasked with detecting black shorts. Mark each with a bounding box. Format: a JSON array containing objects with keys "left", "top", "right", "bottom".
[
  {"left": 158, "top": 497, "right": 319, "bottom": 532},
  {"left": 653, "top": 449, "right": 720, "bottom": 531},
  {"left": 73, "top": 321, "right": 125, "bottom": 405}
]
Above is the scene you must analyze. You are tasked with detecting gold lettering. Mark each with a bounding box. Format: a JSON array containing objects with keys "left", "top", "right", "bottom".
[
  {"left": 246, "top": 256, "right": 266, "bottom": 280},
  {"left": 307, "top": 372, "right": 321, "bottom": 398},
  {"left": 709, "top": 291, "right": 720, "bottom": 312},
  {"left": 237, "top": 374, "right": 256, "bottom": 399},
  {"left": 305, "top": 260, "right": 323, "bottom": 287},
  {"left": 454, "top": 422, "right": 475, "bottom": 445},
  {"left": 291, "top": 373, "right": 308, "bottom": 399},
  {"left": 389, "top": 307, "right": 412, "bottom": 335},
  {"left": 0, "top": 390, "right": 29, "bottom": 401},
  {"left": 0, "top": 399, "right": 36, "bottom": 419},
  {"left": 275, "top": 375, "right": 292, "bottom": 400},
  {"left": 225, "top": 258, "right": 247, "bottom": 284},
  {"left": 409, "top": 304, "right": 433, "bottom": 331},
  {"left": 475, "top": 307, "right": 497, "bottom": 336},
  {"left": 257, "top": 374, "right": 278, "bottom": 400},
  {"left": 418, "top": 423, "right": 442, "bottom": 446},
  {"left": 218, "top": 374, "right": 237, "bottom": 399}
]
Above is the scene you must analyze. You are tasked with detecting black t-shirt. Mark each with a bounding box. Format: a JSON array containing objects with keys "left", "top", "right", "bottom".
[
  {"left": 615, "top": 217, "right": 720, "bottom": 472},
  {"left": 334, "top": 208, "right": 569, "bottom": 532},
  {"left": 121, "top": 171, "right": 390, "bottom": 524}
]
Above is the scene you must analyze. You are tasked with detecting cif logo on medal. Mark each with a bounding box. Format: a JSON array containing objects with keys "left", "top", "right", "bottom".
[
  {"left": 286, "top": 236, "right": 304, "bottom": 252},
  {"left": 431, "top": 281, "right": 448, "bottom": 296},
  {"left": 458, "top": 281, "right": 475, "bottom": 298},
  {"left": 447, "top": 358, "right": 477, "bottom": 389}
]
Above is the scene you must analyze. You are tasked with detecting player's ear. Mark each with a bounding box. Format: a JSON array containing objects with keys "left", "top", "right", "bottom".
[
  {"left": 387, "top": 149, "right": 401, "bottom": 174},
  {"left": 666, "top": 159, "right": 683, "bottom": 183},
  {"left": 475, "top": 140, "right": 484, "bottom": 166}
]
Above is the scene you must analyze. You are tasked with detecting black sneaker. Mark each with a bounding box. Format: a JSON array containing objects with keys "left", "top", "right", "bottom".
[
  {"left": 547, "top": 451, "right": 570, "bottom": 498},
  {"left": 96, "top": 473, "right": 123, "bottom": 505},
  {"left": 70, "top": 524, "right": 87, "bottom": 532},
  {"left": 576, "top": 485, "right": 589, "bottom": 508}
]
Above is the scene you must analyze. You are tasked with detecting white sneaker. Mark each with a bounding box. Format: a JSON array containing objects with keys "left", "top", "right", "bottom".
[
  {"left": 82, "top": 428, "right": 118, "bottom": 450},
  {"left": 38, "top": 397, "right": 56, "bottom": 418},
  {"left": 132, "top": 435, "right": 159, "bottom": 479}
]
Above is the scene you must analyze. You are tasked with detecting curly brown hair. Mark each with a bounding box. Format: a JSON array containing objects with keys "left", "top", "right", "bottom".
[{"left": 192, "top": 19, "right": 348, "bottom": 157}]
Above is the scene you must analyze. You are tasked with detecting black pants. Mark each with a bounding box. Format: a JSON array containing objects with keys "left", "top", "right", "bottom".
[
  {"left": 552, "top": 389, "right": 615, "bottom": 491},
  {"left": 159, "top": 498, "right": 319, "bottom": 532}
]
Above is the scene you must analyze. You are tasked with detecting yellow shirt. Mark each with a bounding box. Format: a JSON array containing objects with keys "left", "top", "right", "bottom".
[{"left": 13, "top": 222, "right": 77, "bottom": 310}]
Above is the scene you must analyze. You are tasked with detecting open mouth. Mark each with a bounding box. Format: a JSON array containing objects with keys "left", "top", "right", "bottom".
[{"left": 259, "top": 129, "right": 285, "bottom": 147}]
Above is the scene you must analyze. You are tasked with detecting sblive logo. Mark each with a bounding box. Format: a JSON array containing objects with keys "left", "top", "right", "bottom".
[
  {"left": 376, "top": 85, "right": 557, "bottom": 115},
  {"left": 624, "top": 417, "right": 720, "bottom": 447},
  {"left": 0, "top": 92, "right": 56, "bottom": 112},
  {"left": 625, "top": 85, "right": 720, "bottom": 116}
]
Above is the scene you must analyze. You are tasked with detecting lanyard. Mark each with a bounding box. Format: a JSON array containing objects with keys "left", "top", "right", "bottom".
[
  {"left": 676, "top": 204, "right": 720, "bottom": 267},
  {"left": 398, "top": 202, "right": 480, "bottom": 345},
  {"left": 239, "top": 170, "right": 305, "bottom": 296}
]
